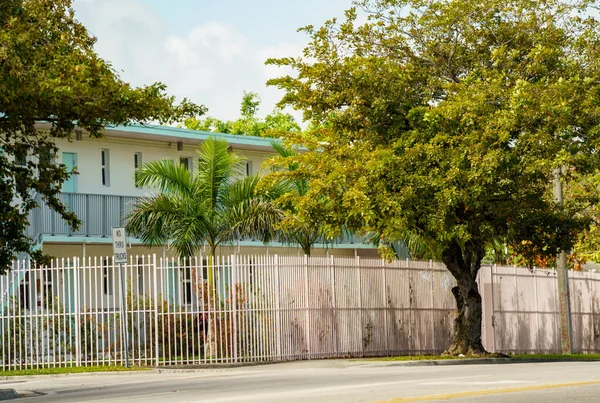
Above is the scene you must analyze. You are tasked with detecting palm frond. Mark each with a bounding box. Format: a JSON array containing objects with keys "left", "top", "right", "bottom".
[
  {"left": 135, "top": 159, "right": 193, "bottom": 197},
  {"left": 221, "top": 175, "right": 283, "bottom": 243},
  {"left": 196, "top": 137, "right": 245, "bottom": 208},
  {"left": 125, "top": 194, "right": 182, "bottom": 248}
]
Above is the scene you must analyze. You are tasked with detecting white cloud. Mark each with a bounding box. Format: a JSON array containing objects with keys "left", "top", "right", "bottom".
[
  {"left": 72, "top": 0, "right": 306, "bottom": 123},
  {"left": 166, "top": 22, "right": 247, "bottom": 65}
]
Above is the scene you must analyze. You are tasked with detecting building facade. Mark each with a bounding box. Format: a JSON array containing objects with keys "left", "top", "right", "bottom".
[{"left": 24, "top": 123, "right": 381, "bottom": 261}]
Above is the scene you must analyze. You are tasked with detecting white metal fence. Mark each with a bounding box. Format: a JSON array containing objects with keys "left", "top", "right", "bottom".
[{"left": 1, "top": 255, "right": 600, "bottom": 369}]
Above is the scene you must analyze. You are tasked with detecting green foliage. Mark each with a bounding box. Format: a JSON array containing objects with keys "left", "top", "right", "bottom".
[
  {"left": 1, "top": 295, "right": 73, "bottom": 366},
  {"left": 567, "top": 172, "right": 600, "bottom": 266},
  {"left": 0, "top": 0, "right": 204, "bottom": 272},
  {"left": 125, "top": 137, "right": 282, "bottom": 257},
  {"left": 264, "top": 142, "right": 330, "bottom": 255},
  {"left": 0, "top": 365, "right": 147, "bottom": 376},
  {"left": 267, "top": 0, "right": 600, "bottom": 267},
  {"left": 184, "top": 91, "right": 301, "bottom": 138},
  {"left": 266, "top": 0, "right": 600, "bottom": 352}
]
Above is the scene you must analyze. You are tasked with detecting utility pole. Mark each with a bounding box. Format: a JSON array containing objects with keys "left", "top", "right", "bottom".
[{"left": 553, "top": 168, "right": 574, "bottom": 354}]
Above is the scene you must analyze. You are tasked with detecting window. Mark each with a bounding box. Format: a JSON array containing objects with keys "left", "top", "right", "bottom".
[
  {"left": 134, "top": 152, "right": 142, "bottom": 187},
  {"left": 39, "top": 148, "right": 52, "bottom": 166},
  {"left": 180, "top": 157, "right": 192, "bottom": 172},
  {"left": 137, "top": 258, "right": 144, "bottom": 293},
  {"left": 181, "top": 267, "right": 192, "bottom": 305},
  {"left": 38, "top": 148, "right": 53, "bottom": 176},
  {"left": 101, "top": 149, "right": 110, "bottom": 186},
  {"left": 245, "top": 161, "right": 253, "bottom": 176},
  {"left": 37, "top": 270, "right": 53, "bottom": 308},
  {"left": 103, "top": 259, "right": 112, "bottom": 296},
  {"left": 19, "top": 273, "right": 31, "bottom": 310},
  {"left": 15, "top": 144, "right": 27, "bottom": 166}
]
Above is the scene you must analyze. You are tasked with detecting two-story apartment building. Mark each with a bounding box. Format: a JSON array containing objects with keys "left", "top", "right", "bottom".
[{"left": 25, "top": 123, "right": 382, "bottom": 261}]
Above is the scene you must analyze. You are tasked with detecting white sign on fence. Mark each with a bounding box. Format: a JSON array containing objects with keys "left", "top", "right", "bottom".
[{"left": 111, "top": 227, "right": 128, "bottom": 263}]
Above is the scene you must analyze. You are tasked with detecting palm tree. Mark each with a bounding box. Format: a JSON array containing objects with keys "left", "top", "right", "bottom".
[
  {"left": 126, "top": 137, "right": 283, "bottom": 358},
  {"left": 125, "top": 137, "right": 282, "bottom": 259}
]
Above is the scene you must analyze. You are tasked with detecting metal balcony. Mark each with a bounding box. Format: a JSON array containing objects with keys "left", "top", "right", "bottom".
[{"left": 26, "top": 192, "right": 141, "bottom": 238}]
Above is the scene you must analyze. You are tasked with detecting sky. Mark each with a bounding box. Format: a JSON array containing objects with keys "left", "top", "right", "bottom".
[{"left": 72, "top": 0, "right": 356, "bottom": 123}]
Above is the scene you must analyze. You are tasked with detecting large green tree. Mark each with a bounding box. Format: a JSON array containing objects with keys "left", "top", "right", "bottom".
[
  {"left": 0, "top": 0, "right": 204, "bottom": 272},
  {"left": 125, "top": 137, "right": 282, "bottom": 259},
  {"left": 267, "top": 0, "right": 600, "bottom": 355}
]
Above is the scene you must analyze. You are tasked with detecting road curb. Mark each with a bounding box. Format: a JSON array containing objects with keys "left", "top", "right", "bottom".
[
  {"left": 359, "top": 358, "right": 600, "bottom": 367},
  {"left": 153, "top": 361, "right": 277, "bottom": 373}
]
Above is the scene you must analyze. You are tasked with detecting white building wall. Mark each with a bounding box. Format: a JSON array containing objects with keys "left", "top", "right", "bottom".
[{"left": 54, "top": 135, "right": 273, "bottom": 197}]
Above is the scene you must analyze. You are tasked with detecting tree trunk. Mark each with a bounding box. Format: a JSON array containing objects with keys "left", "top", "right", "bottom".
[
  {"left": 442, "top": 240, "right": 488, "bottom": 356},
  {"left": 301, "top": 243, "right": 311, "bottom": 256}
]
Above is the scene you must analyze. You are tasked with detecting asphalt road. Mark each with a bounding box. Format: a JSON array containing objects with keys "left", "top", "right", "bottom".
[{"left": 2, "top": 360, "right": 600, "bottom": 403}]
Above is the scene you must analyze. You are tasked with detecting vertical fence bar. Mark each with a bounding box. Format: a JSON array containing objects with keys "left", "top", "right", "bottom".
[
  {"left": 274, "top": 255, "right": 282, "bottom": 361},
  {"left": 330, "top": 255, "right": 338, "bottom": 358},
  {"left": 513, "top": 265, "right": 520, "bottom": 353},
  {"left": 533, "top": 268, "right": 540, "bottom": 353},
  {"left": 491, "top": 264, "right": 497, "bottom": 353},
  {"left": 303, "top": 255, "right": 311, "bottom": 359},
  {"left": 383, "top": 257, "right": 390, "bottom": 356},
  {"left": 356, "top": 256, "right": 363, "bottom": 356},
  {"left": 74, "top": 258, "right": 82, "bottom": 367},
  {"left": 111, "top": 256, "right": 118, "bottom": 365},
  {"left": 231, "top": 254, "right": 238, "bottom": 362}
]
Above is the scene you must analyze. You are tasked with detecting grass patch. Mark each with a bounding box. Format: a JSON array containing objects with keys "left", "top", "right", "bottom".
[
  {"left": 365, "top": 353, "right": 600, "bottom": 362},
  {"left": 366, "top": 355, "right": 463, "bottom": 361},
  {"left": 0, "top": 365, "right": 150, "bottom": 377}
]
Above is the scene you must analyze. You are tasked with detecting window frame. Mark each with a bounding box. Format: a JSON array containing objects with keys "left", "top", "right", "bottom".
[
  {"left": 180, "top": 156, "right": 193, "bottom": 173},
  {"left": 134, "top": 152, "right": 142, "bottom": 188},
  {"left": 101, "top": 149, "right": 110, "bottom": 187},
  {"left": 103, "top": 259, "right": 113, "bottom": 296},
  {"left": 14, "top": 144, "right": 27, "bottom": 166}
]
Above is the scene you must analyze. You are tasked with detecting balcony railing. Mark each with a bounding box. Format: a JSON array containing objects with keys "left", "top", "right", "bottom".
[
  {"left": 26, "top": 192, "right": 141, "bottom": 238},
  {"left": 25, "top": 192, "right": 374, "bottom": 248}
]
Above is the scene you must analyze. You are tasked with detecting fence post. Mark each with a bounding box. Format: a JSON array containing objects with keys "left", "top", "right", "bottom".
[
  {"left": 514, "top": 265, "right": 520, "bottom": 353},
  {"left": 533, "top": 266, "right": 540, "bottom": 353},
  {"left": 330, "top": 255, "right": 338, "bottom": 357},
  {"left": 430, "top": 260, "right": 435, "bottom": 354},
  {"left": 231, "top": 255, "right": 238, "bottom": 363},
  {"left": 274, "top": 255, "right": 282, "bottom": 360},
  {"left": 303, "top": 255, "right": 311, "bottom": 359},
  {"left": 153, "top": 254, "right": 159, "bottom": 367},
  {"left": 74, "top": 257, "right": 82, "bottom": 367},
  {"left": 491, "top": 264, "right": 497, "bottom": 352},
  {"left": 357, "top": 255, "right": 363, "bottom": 356}
]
